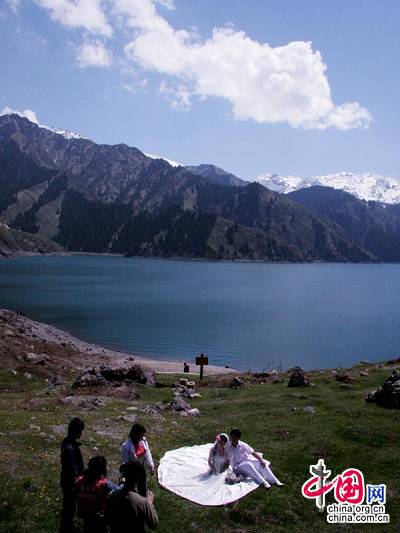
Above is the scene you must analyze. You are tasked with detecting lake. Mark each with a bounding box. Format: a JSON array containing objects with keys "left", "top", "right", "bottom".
[{"left": 0, "top": 255, "right": 399, "bottom": 371}]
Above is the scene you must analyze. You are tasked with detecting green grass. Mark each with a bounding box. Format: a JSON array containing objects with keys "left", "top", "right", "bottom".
[{"left": 0, "top": 365, "right": 399, "bottom": 532}]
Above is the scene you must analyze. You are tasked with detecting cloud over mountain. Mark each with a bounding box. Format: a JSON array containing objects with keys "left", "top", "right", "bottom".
[
  {"left": 117, "top": 0, "right": 371, "bottom": 130},
  {"left": 21, "top": 0, "right": 372, "bottom": 130}
]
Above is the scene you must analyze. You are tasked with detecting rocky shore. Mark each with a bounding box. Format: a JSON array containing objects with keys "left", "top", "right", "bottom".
[{"left": 0, "top": 309, "right": 236, "bottom": 384}]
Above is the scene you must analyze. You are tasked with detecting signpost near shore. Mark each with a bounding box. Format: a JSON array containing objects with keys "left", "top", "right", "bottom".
[{"left": 196, "top": 353, "right": 208, "bottom": 379}]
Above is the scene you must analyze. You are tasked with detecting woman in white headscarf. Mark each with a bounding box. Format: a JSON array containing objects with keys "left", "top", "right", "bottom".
[{"left": 208, "top": 433, "right": 230, "bottom": 474}]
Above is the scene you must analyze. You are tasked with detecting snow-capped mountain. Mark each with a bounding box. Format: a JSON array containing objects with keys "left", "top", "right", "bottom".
[
  {"left": 49, "top": 127, "right": 85, "bottom": 140},
  {"left": 255, "top": 172, "right": 400, "bottom": 204},
  {"left": 255, "top": 173, "right": 304, "bottom": 193},
  {"left": 144, "top": 152, "right": 181, "bottom": 167},
  {"left": 0, "top": 108, "right": 85, "bottom": 141}
]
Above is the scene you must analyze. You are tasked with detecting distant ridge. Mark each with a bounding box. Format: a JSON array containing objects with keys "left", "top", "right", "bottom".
[{"left": 255, "top": 171, "right": 400, "bottom": 204}]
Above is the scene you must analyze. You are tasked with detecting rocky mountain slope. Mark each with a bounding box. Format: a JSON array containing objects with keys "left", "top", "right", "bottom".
[
  {"left": 0, "top": 113, "right": 378, "bottom": 262},
  {"left": 288, "top": 186, "right": 400, "bottom": 261},
  {"left": 186, "top": 164, "right": 246, "bottom": 187},
  {"left": 0, "top": 223, "right": 61, "bottom": 258}
]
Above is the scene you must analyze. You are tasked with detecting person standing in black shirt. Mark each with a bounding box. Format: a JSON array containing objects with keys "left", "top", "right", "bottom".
[{"left": 60, "top": 417, "right": 85, "bottom": 533}]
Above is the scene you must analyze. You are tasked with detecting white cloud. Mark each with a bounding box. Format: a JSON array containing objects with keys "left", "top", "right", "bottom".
[
  {"left": 1, "top": 106, "right": 39, "bottom": 123},
  {"left": 116, "top": 0, "right": 371, "bottom": 130},
  {"left": 35, "top": 0, "right": 112, "bottom": 37},
  {"left": 77, "top": 39, "right": 112, "bottom": 68},
  {"left": 159, "top": 81, "right": 191, "bottom": 110},
  {"left": 6, "top": 0, "right": 20, "bottom": 13}
]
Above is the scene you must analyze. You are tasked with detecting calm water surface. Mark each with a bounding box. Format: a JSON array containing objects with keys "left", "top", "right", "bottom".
[{"left": 0, "top": 256, "right": 399, "bottom": 371}]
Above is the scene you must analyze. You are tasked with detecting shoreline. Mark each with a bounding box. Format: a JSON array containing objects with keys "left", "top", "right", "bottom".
[
  {"left": 1, "top": 308, "right": 397, "bottom": 379},
  {"left": 14, "top": 251, "right": 388, "bottom": 265},
  {"left": 0, "top": 309, "right": 237, "bottom": 376}
]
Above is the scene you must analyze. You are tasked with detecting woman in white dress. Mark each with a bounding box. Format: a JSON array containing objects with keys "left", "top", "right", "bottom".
[{"left": 208, "top": 433, "right": 230, "bottom": 474}]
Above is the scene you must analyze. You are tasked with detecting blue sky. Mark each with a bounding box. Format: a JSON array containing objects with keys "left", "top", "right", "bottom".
[{"left": 0, "top": 0, "right": 399, "bottom": 180}]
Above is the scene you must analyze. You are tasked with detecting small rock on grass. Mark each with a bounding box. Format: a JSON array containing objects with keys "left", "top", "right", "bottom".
[
  {"left": 303, "top": 406, "right": 315, "bottom": 414},
  {"left": 121, "top": 414, "right": 137, "bottom": 423},
  {"left": 24, "top": 352, "right": 49, "bottom": 365},
  {"left": 51, "top": 424, "right": 67, "bottom": 436},
  {"left": 335, "top": 372, "right": 353, "bottom": 383}
]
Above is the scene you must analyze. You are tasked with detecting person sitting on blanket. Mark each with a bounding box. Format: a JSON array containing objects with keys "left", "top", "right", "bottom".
[
  {"left": 227, "top": 429, "right": 283, "bottom": 489},
  {"left": 208, "top": 433, "right": 230, "bottom": 474}
]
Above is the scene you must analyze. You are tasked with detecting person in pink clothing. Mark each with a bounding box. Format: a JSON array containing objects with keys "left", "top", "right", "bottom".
[{"left": 227, "top": 429, "right": 283, "bottom": 489}]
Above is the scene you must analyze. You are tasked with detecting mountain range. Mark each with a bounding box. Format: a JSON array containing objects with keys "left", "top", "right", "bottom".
[
  {"left": 1, "top": 112, "right": 399, "bottom": 262},
  {"left": 255, "top": 171, "right": 400, "bottom": 205}
]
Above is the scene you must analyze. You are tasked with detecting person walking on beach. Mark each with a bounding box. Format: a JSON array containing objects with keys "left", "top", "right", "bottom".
[
  {"left": 106, "top": 462, "right": 158, "bottom": 533},
  {"left": 227, "top": 428, "right": 283, "bottom": 489},
  {"left": 60, "top": 417, "right": 85, "bottom": 533},
  {"left": 121, "top": 423, "right": 155, "bottom": 496},
  {"left": 76, "top": 455, "right": 118, "bottom": 533}
]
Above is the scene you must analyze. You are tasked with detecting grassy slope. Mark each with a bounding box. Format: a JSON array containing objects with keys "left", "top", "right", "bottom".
[{"left": 0, "top": 364, "right": 399, "bottom": 533}]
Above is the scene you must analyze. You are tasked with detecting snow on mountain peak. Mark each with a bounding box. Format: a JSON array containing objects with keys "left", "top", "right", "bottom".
[
  {"left": 48, "top": 127, "right": 85, "bottom": 140},
  {"left": 255, "top": 171, "right": 400, "bottom": 204},
  {"left": 0, "top": 107, "right": 85, "bottom": 141},
  {"left": 144, "top": 152, "right": 181, "bottom": 167}
]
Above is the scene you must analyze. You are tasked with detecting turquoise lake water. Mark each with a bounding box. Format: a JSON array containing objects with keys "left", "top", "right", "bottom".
[{"left": 0, "top": 255, "right": 399, "bottom": 371}]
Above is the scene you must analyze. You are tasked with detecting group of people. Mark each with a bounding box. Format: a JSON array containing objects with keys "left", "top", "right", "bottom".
[
  {"left": 208, "top": 429, "right": 283, "bottom": 488},
  {"left": 60, "top": 419, "right": 282, "bottom": 533},
  {"left": 60, "top": 418, "right": 157, "bottom": 533}
]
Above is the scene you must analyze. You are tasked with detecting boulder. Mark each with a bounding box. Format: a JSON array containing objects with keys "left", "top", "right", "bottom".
[
  {"left": 365, "top": 370, "right": 400, "bottom": 408},
  {"left": 100, "top": 364, "right": 155, "bottom": 385},
  {"left": 170, "top": 397, "right": 191, "bottom": 412},
  {"left": 47, "top": 376, "right": 64, "bottom": 388},
  {"left": 71, "top": 369, "right": 107, "bottom": 389},
  {"left": 51, "top": 424, "right": 66, "bottom": 437},
  {"left": 288, "top": 367, "right": 309, "bottom": 387},
  {"left": 121, "top": 414, "right": 137, "bottom": 424},
  {"left": 24, "top": 352, "right": 49, "bottom": 365},
  {"left": 71, "top": 363, "right": 154, "bottom": 389},
  {"left": 229, "top": 377, "right": 244, "bottom": 388},
  {"left": 188, "top": 393, "right": 201, "bottom": 399},
  {"left": 335, "top": 372, "right": 352, "bottom": 383},
  {"left": 110, "top": 386, "right": 139, "bottom": 400}
]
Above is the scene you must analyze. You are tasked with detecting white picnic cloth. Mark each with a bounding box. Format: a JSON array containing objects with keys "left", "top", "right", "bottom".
[{"left": 157, "top": 443, "right": 261, "bottom": 506}]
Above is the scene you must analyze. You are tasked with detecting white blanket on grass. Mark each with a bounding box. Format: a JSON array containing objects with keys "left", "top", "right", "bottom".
[{"left": 157, "top": 443, "right": 262, "bottom": 506}]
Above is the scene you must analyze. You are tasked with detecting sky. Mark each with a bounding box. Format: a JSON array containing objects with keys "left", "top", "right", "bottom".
[{"left": 0, "top": 0, "right": 399, "bottom": 180}]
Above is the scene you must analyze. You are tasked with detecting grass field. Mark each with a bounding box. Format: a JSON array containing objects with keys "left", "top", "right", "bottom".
[{"left": 0, "top": 363, "right": 399, "bottom": 532}]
